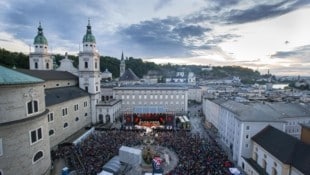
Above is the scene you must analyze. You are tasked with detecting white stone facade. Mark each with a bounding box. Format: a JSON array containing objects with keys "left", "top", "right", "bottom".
[
  {"left": 29, "top": 53, "right": 53, "bottom": 70},
  {"left": 56, "top": 53, "right": 79, "bottom": 76},
  {"left": 0, "top": 83, "right": 51, "bottom": 175},
  {"left": 47, "top": 96, "right": 91, "bottom": 148},
  {"left": 113, "top": 85, "right": 188, "bottom": 114},
  {"left": 202, "top": 99, "right": 286, "bottom": 166},
  {"left": 242, "top": 142, "right": 303, "bottom": 175},
  {"left": 96, "top": 99, "right": 122, "bottom": 124},
  {"left": 188, "top": 86, "right": 202, "bottom": 102}
]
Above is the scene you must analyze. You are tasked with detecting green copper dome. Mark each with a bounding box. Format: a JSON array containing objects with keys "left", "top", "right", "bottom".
[
  {"left": 34, "top": 23, "right": 48, "bottom": 45},
  {"left": 82, "top": 20, "right": 96, "bottom": 43}
]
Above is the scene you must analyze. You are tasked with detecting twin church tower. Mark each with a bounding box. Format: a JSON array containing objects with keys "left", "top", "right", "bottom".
[{"left": 29, "top": 20, "right": 101, "bottom": 121}]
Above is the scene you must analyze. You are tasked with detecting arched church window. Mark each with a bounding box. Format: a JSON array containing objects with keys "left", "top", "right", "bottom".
[
  {"left": 33, "top": 151, "right": 43, "bottom": 163},
  {"left": 49, "top": 129, "right": 54, "bottom": 136},
  {"left": 84, "top": 62, "right": 88, "bottom": 68}
]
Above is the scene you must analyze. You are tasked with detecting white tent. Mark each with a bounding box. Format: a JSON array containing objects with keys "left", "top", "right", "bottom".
[{"left": 229, "top": 167, "right": 241, "bottom": 175}]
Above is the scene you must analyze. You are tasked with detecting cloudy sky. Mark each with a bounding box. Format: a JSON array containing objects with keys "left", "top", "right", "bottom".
[{"left": 0, "top": 0, "right": 310, "bottom": 76}]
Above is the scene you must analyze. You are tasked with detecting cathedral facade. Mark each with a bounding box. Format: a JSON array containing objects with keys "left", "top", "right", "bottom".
[{"left": 0, "top": 21, "right": 100, "bottom": 175}]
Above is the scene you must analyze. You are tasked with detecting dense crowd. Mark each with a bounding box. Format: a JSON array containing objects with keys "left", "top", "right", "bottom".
[
  {"left": 56, "top": 128, "right": 231, "bottom": 175},
  {"left": 155, "top": 130, "right": 231, "bottom": 175}
]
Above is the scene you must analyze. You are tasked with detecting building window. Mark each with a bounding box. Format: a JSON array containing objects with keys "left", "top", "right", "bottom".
[
  {"left": 63, "top": 123, "right": 68, "bottom": 128},
  {"left": 56, "top": 83, "right": 59, "bottom": 86},
  {"left": 254, "top": 152, "right": 258, "bottom": 162},
  {"left": 49, "top": 129, "right": 54, "bottom": 136},
  {"left": 46, "top": 63, "right": 49, "bottom": 69},
  {"left": 75, "top": 117, "right": 79, "bottom": 122},
  {"left": 62, "top": 108, "right": 68, "bottom": 116},
  {"left": 47, "top": 112, "right": 54, "bottom": 122},
  {"left": 35, "top": 62, "right": 38, "bottom": 69},
  {"left": 84, "top": 101, "right": 88, "bottom": 107},
  {"left": 85, "top": 86, "right": 88, "bottom": 92},
  {"left": 246, "top": 126, "right": 250, "bottom": 130},
  {"left": 33, "top": 151, "right": 44, "bottom": 163},
  {"left": 30, "top": 128, "right": 42, "bottom": 145},
  {"left": 74, "top": 104, "right": 79, "bottom": 111},
  {"left": 245, "top": 143, "right": 249, "bottom": 148},
  {"left": 85, "top": 113, "right": 88, "bottom": 117},
  {"left": 246, "top": 134, "right": 249, "bottom": 139},
  {"left": 95, "top": 62, "right": 98, "bottom": 69},
  {"left": 262, "top": 159, "right": 267, "bottom": 170},
  {"left": 84, "top": 62, "right": 88, "bottom": 68},
  {"left": 272, "top": 167, "right": 277, "bottom": 175},
  {"left": 27, "top": 100, "right": 38, "bottom": 115},
  {"left": 0, "top": 138, "right": 3, "bottom": 156},
  {"left": 96, "top": 86, "right": 98, "bottom": 91}
]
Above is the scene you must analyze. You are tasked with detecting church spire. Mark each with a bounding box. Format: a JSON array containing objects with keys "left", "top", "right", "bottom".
[
  {"left": 34, "top": 22, "right": 48, "bottom": 45},
  {"left": 83, "top": 19, "right": 96, "bottom": 43},
  {"left": 120, "top": 51, "right": 126, "bottom": 77}
]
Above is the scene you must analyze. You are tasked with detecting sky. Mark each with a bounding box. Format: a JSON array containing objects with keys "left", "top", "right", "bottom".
[{"left": 0, "top": 0, "right": 310, "bottom": 76}]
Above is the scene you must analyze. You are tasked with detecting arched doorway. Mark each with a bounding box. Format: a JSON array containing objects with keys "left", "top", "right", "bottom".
[
  {"left": 106, "top": 114, "right": 111, "bottom": 123},
  {"left": 99, "top": 114, "right": 103, "bottom": 123}
]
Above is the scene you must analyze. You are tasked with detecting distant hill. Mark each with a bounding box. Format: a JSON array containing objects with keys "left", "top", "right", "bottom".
[
  {"left": 199, "top": 66, "right": 261, "bottom": 84},
  {"left": 0, "top": 48, "right": 262, "bottom": 83}
]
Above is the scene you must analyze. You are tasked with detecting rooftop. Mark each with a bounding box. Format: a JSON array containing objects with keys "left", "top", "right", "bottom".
[
  {"left": 119, "top": 68, "right": 140, "bottom": 81},
  {"left": 45, "top": 86, "right": 89, "bottom": 106},
  {"left": 252, "top": 125, "right": 310, "bottom": 174},
  {"left": 16, "top": 69, "right": 78, "bottom": 81},
  {"left": 114, "top": 84, "right": 188, "bottom": 90},
  {"left": 0, "top": 65, "right": 44, "bottom": 85},
  {"left": 267, "top": 102, "right": 310, "bottom": 118},
  {"left": 221, "top": 101, "right": 284, "bottom": 122}
]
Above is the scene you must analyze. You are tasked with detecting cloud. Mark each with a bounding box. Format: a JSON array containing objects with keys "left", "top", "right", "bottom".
[
  {"left": 186, "top": 0, "right": 310, "bottom": 25},
  {"left": 118, "top": 14, "right": 241, "bottom": 58},
  {"left": 225, "top": 0, "right": 310, "bottom": 24},
  {"left": 172, "top": 25, "right": 211, "bottom": 38},
  {"left": 271, "top": 45, "right": 310, "bottom": 61},
  {"left": 154, "top": 0, "right": 172, "bottom": 11}
]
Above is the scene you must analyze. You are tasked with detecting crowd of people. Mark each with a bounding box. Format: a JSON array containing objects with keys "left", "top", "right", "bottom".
[
  {"left": 57, "top": 129, "right": 145, "bottom": 174},
  {"left": 55, "top": 128, "right": 231, "bottom": 175},
  {"left": 154, "top": 130, "right": 231, "bottom": 175}
]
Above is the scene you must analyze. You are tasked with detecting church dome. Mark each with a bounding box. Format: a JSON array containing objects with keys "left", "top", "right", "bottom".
[
  {"left": 34, "top": 23, "right": 48, "bottom": 45},
  {"left": 83, "top": 20, "right": 96, "bottom": 43}
]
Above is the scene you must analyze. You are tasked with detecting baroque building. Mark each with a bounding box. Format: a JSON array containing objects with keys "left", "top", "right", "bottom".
[{"left": 0, "top": 21, "right": 99, "bottom": 175}]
